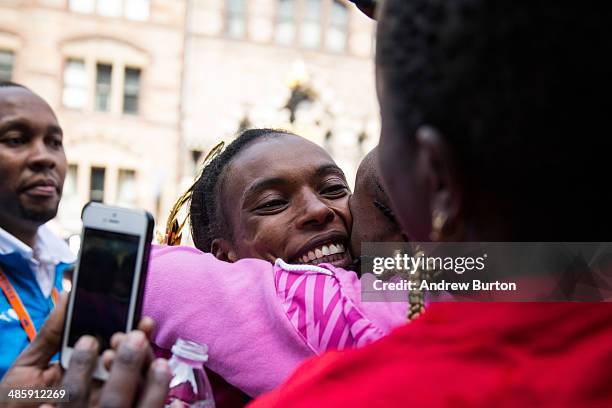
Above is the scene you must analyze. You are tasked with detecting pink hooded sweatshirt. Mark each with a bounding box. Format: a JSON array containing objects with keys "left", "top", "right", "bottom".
[{"left": 143, "top": 245, "right": 406, "bottom": 397}]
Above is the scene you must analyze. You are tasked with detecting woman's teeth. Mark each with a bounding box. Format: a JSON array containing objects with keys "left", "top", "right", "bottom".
[{"left": 300, "top": 243, "right": 345, "bottom": 263}]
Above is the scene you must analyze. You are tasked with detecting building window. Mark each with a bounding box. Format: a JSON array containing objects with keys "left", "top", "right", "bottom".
[
  {"left": 0, "top": 50, "right": 14, "bottom": 81},
  {"left": 64, "top": 164, "right": 78, "bottom": 199},
  {"left": 57, "top": 164, "right": 82, "bottom": 230},
  {"left": 63, "top": 58, "right": 87, "bottom": 109},
  {"left": 69, "top": 0, "right": 150, "bottom": 21},
  {"left": 226, "top": 0, "right": 246, "bottom": 39},
  {"left": 63, "top": 59, "right": 143, "bottom": 114},
  {"left": 327, "top": 0, "right": 348, "bottom": 52},
  {"left": 90, "top": 167, "right": 106, "bottom": 202},
  {"left": 273, "top": 0, "right": 352, "bottom": 52},
  {"left": 69, "top": 0, "right": 95, "bottom": 13},
  {"left": 97, "top": 0, "right": 122, "bottom": 17},
  {"left": 95, "top": 63, "right": 112, "bottom": 112},
  {"left": 117, "top": 169, "right": 137, "bottom": 207},
  {"left": 125, "top": 0, "right": 150, "bottom": 21},
  {"left": 301, "top": 0, "right": 322, "bottom": 48},
  {"left": 275, "top": 0, "right": 296, "bottom": 45},
  {"left": 123, "top": 67, "right": 141, "bottom": 114}
]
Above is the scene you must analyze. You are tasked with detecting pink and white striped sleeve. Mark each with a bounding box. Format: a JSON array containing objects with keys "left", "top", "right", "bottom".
[{"left": 273, "top": 259, "right": 402, "bottom": 353}]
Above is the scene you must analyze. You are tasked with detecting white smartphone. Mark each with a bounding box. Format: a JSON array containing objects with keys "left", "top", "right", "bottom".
[{"left": 61, "top": 202, "right": 154, "bottom": 380}]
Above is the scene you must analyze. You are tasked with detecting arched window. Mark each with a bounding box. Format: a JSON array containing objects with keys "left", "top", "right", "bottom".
[
  {"left": 226, "top": 0, "right": 246, "bottom": 39},
  {"left": 63, "top": 58, "right": 87, "bottom": 109},
  {"left": 327, "top": 0, "right": 348, "bottom": 52},
  {"left": 117, "top": 169, "right": 137, "bottom": 207},
  {"left": 301, "top": 0, "right": 322, "bottom": 48},
  {"left": 275, "top": 0, "right": 296, "bottom": 45},
  {"left": 123, "top": 67, "right": 142, "bottom": 114},
  {"left": 0, "top": 50, "right": 14, "bottom": 81},
  {"left": 95, "top": 63, "right": 112, "bottom": 111},
  {"left": 61, "top": 37, "right": 149, "bottom": 114}
]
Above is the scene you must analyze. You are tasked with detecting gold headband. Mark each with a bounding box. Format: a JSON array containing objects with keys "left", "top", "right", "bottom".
[{"left": 162, "top": 141, "right": 225, "bottom": 246}]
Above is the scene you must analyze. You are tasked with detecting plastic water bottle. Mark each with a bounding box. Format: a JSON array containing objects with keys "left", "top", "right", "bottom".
[{"left": 165, "top": 338, "right": 215, "bottom": 408}]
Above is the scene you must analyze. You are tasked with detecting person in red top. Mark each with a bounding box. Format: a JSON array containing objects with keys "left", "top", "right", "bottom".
[
  {"left": 253, "top": 303, "right": 612, "bottom": 407},
  {"left": 251, "top": 0, "right": 612, "bottom": 407}
]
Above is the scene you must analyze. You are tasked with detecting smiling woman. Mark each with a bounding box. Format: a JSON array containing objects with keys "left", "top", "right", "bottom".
[
  {"left": 190, "top": 128, "right": 353, "bottom": 268},
  {"left": 143, "top": 129, "right": 407, "bottom": 399}
]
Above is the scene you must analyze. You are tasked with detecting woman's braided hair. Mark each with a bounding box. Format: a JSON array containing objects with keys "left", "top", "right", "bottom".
[{"left": 189, "top": 128, "right": 295, "bottom": 252}]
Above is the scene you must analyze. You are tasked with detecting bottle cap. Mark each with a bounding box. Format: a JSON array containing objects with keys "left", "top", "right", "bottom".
[{"left": 171, "top": 338, "right": 209, "bottom": 363}]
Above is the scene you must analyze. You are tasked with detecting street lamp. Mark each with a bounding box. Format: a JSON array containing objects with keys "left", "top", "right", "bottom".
[{"left": 284, "top": 61, "right": 317, "bottom": 123}]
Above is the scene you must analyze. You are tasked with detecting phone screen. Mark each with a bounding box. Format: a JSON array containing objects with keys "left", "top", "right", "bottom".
[{"left": 67, "top": 227, "right": 141, "bottom": 353}]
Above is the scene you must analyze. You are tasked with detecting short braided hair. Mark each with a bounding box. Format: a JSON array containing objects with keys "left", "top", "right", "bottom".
[
  {"left": 376, "top": 0, "right": 611, "bottom": 239},
  {"left": 190, "top": 128, "right": 296, "bottom": 251}
]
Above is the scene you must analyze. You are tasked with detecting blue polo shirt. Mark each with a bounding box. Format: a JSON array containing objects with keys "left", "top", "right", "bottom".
[{"left": 0, "top": 225, "right": 75, "bottom": 379}]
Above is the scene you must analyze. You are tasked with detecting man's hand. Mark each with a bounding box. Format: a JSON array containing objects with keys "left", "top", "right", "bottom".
[
  {"left": 1, "top": 293, "right": 69, "bottom": 391},
  {"left": 0, "top": 293, "right": 171, "bottom": 407},
  {"left": 57, "top": 331, "right": 171, "bottom": 408}
]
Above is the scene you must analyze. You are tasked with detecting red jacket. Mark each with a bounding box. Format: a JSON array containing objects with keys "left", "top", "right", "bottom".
[{"left": 251, "top": 302, "right": 612, "bottom": 408}]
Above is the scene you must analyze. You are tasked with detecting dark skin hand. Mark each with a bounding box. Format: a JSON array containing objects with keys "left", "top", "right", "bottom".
[{"left": 0, "top": 293, "right": 171, "bottom": 408}]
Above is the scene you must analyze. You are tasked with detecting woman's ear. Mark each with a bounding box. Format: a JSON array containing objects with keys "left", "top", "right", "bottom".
[
  {"left": 211, "top": 238, "right": 238, "bottom": 262},
  {"left": 415, "top": 126, "right": 464, "bottom": 239}
]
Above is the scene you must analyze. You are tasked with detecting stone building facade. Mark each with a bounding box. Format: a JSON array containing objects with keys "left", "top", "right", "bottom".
[
  {"left": 0, "top": 0, "right": 379, "bottom": 242},
  {"left": 181, "top": 0, "right": 379, "bottom": 186}
]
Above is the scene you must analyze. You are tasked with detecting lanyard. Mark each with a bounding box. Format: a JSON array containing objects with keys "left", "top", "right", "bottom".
[{"left": 0, "top": 266, "right": 58, "bottom": 342}]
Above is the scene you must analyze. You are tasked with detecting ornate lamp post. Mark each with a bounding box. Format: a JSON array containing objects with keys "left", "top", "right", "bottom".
[{"left": 284, "top": 61, "right": 317, "bottom": 123}]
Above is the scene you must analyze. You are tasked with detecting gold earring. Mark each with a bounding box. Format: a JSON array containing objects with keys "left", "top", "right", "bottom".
[{"left": 429, "top": 209, "right": 448, "bottom": 241}]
